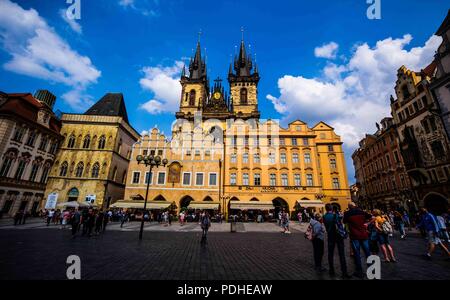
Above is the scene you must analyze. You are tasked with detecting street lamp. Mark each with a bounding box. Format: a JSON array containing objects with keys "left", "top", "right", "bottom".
[{"left": 136, "top": 154, "right": 168, "bottom": 240}]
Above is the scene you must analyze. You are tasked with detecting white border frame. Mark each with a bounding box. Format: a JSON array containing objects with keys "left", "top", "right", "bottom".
[
  {"left": 208, "top": 172, "right": 218, "bottom": 186},
  {"left": 131, "top": 171, "right": 141, "bottom": 184},
  {"left": 182, "top": 172, "right": 192, "bottom": 186},
  {"left": 195, "top": 172, "right": 205, "bottom": 186},
  {"left": 156, "top": 171, "right": 166, "bottom": 185}
]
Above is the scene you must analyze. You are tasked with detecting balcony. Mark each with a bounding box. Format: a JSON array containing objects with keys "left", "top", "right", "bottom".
[{"left": 0, "top": 176, "right": 46, "bottom": 191}]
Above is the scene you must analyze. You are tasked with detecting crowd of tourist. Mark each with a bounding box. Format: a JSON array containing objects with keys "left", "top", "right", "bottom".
[{"left": 305, "top": 202, "right": 450, "bottom": 279}]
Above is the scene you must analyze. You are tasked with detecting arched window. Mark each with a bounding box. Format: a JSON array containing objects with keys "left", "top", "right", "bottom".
[
  {"left": 112, "top": 166, "right": 117, "bottom": 181},
  {"left": 189, "top": 89, "right": 196, "bottom": 106},
  {"left": 240, "top": 88, "right": 248, "bottom": 104},
  {"left": 67, "top": 187, "right": 79, "bottom": 202},
  {"left": 98, "top": 135, "right": 106, "bottom": 149},
  {"left": 59, "top": 162, "right": 68, "bottom": 177},
  {"left": 91, "top": 163, "right": 100, "bottom": 178},
  {"left": 75, "top": 162, "right": 84, "bottom": 177},
  {"left": 67, "top": 135, "right": 76, "bottom": 148},
  {"left": 0, "top": 150, "right": 17, "bottom": 177},
  {"left": 40, "top": 162, "right": 51, "bottom": 183},
  {"left": 117, "top": 139, "right": 122, "bottom": 154},
  {"left": 83, "top": 135, "right": 91, "bottom": 149}
]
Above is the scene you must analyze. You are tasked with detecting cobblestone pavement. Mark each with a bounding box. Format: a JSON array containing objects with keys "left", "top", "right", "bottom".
[
  {"left": 0, "top": 221, "right": 449, "bottom": 280},
  {"left": 0, "top": 218, "right": 308, "bottom": 232}
]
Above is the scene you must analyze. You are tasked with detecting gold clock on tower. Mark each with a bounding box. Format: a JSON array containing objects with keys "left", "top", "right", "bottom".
[{"left": 213, "top": 92, "right": 221, "bottom": 100}]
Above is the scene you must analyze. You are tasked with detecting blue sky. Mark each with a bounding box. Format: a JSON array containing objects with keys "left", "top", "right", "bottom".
[{"left": 0, "top": 0, "right": 448, "bottom": 184}]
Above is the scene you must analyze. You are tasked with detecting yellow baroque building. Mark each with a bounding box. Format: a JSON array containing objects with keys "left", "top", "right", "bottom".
[
  {"left": 42, "top": 93, "right": 140, "bottom": 209},
  {"left": 118, "top": 37, "right": 350, "bottom": 219}
]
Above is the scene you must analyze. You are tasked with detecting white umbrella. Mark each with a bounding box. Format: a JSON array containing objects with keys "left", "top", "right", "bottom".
[{"left": 57, "top": 201, "right": 90, "bottom": 208}]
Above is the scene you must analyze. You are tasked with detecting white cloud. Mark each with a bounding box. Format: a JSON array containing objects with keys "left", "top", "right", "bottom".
[
  {"left": 0, "top": 0, "right": 100, "bottom": 110},
  {"left": 139, "top": 61, "right": 184, "bottom": 114},
  {"left": 118, "top": 0, "right": 157, "bottom": 17},
  {"left": 268, "top": 34, "right": 441, "bottom": 149},
  {"left": 314, "top": 42, "right": 339, "bottom": 59},
  {"left": 119, "top": 0, "right": 135, "bottom": 8},
  {"left": 59, "top": 8, "right": 82, "bottom": 34}
]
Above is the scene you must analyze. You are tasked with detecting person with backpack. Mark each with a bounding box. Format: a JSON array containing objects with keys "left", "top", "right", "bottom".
[
  {"left": 306, "top": 212, "right": 326, "bottom": 273},
  {"left": 372, "top": 209, "right": 397, "bottom": 262},
  {"left": 343, "top": 202, "right": 372, "bottom": 278},
  {"left": 200, "top": 212, "right": 211, "bottom": 239},
  {"left": 417, "top": 208, "right": 450, "bottom": 260},
  {"left": 323, "top": 204, "right": 351, "bottom": 279}
]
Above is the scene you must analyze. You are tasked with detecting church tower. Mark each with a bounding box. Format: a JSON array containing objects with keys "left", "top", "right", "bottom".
[
  {"left": 228, "top": 33, "right": 260, "bottom": 119},
  {"left": 176, "top": 40, "right": 209, "bottom": 120}
]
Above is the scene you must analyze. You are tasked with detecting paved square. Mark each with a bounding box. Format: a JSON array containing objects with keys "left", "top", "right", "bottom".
[{"left": 0, "top": 220, "right": 449, "bottom": 280}]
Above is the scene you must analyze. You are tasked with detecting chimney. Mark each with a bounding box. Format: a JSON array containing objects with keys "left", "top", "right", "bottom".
[{"left": 34, "top": 90, "right": 56, "bottom": 109}]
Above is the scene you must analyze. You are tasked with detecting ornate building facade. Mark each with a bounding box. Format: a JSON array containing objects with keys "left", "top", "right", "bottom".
[
  {"left": 43, "top": 93, "right": 140, "bottom": 209},
  {"left": 391, "top": 63, "right": 450, "bottom": 214},
  {"left": 0, "top": 90, "right": 62, "bottom": 217},
  {"left": 352, "top": 118, "right": 414, "bottom": 212},
  {"left": 119, "top": 37, "right": 351, "bottom": 218}
]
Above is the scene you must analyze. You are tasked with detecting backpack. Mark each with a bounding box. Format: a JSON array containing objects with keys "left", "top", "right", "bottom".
[
  {"left": 381, "top": 218, "right": 393, "bottom": 234},
  {"left": 335, "top": 214, "right": 348, "bottom": 239},
  {"left": 201, "top": 216, "right": 211, "bottom": 228},
  {"left": 304, "top": 224, "right": 314, "bottom": 240}
]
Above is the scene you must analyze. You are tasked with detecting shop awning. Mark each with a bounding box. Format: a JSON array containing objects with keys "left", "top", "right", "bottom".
[
  {"left": 110, "top": 201, "right": 171, "bottom": 209},
  {"left": 229, "top": 201, "right": 274, "bottom": 210},
  {"left": 296, "top": 200, "right": 325, "bottom": 208},
  {"left": 188, "top": 202, "right": 220, "bottom": 210}
]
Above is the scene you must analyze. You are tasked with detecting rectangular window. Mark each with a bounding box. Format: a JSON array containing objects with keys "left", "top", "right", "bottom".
[
  {"left": 279, "top": 138, "right": 285, "bottom": 146},
  {"left": 328, "top": 145, "right": 334, "bottom": 152},
  {"left": 304, "top": 153, "right": 311, "bottom": 164},
  {"left": 306, "top": 174, "right": 313, "bottom": 186},
  {"left": 13, "top": 126, "right": 26, "bottom": 142},
  {"left": 243, "top": 173, "right": 249, "bottom": 186},
  {"left": 14, "top": 160, "right": 26, "bottom": 180},
  {"left": 49, "top": 141, "right": 58, "bottom": 154},
  {"left": 186, "top": 150, "right": 192, "bottom": 156},
  {"left": 158, "top": 150, "right": 163, "bottom": 156},
  {"left": 244, "top": 136, "right": 249, "bottom": 146},
  {"left": 182, "top": 172, "right": 191, "bottom": 185},
  {"left": 145, "top": 172, "right": 153, "bottom": 184},
  {"left": 195, "top": 173, "right": 204, "bottom": 186},
  {"left": 280, "top": 153, "right": 287, "bottom": 164},
  {"left": 150, "top": 150, "right": 155, "bottom": 155},
  {"left": 209, "top": 173, "right": 217, "bottom": 186},
  {"left": 292, "top": 138, "right": 298, "bottom": 146},
  {"left": 270, "top": 174, "right": 276, "bottom": 186},
  {"left": 254, "top": 173, "right": 261, "bottom": 186},
  {"left": 243, "top": 153, "right": 249, "bottom": 163},
  {"left": 230, "top": 173, "right": 237, "bottom": 185},
  {"left": 294, "top": 174, "right": 301, "bottom": 186},
  {"left": 332, "top": 178, "right": 340, "bottom": 189},
  {"left": 385, "top": 155, "right": 391, "bottom": 167},
  {"left": 143, "top": 149, "right": 148, "bottom": 156},
  {"left": 302, "top": 138, "right": 308, "bottom": 146},
  {"left": 231, "top": 153, "right": 237, "bottom": 163},
  {"left": 269, "top": 153, "right": 275, "bottom": 164},
  {"left": 330, "top": 158, "right": 337, "bottom": 169},
  {"left": 253, "top": 153, "right": 260, "bottom": 163},
  {"left": 195, "top": 150, "right": 200, "bottom": 156},
  {"left": 292, "top": 153, "right": 299, "bottom": 163},
  {"left": 281, "top": 174, "right": 288, "bottom": 186},
  {"left": 29, "top": 164, "right": 40, "bottom": 182},
  {"left": 132, "top": 172, "right": 140, "bottom": 184},
  {"left": 26, "top": 131, "right": 37, "bottom": 147},
  {"left": 157, "top": 172, "right": 166, "bottom": 185}
]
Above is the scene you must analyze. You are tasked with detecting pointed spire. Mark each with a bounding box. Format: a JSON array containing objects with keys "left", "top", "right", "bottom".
[{"left": 181, "top": 65, "right": 186, "bottom": 78}]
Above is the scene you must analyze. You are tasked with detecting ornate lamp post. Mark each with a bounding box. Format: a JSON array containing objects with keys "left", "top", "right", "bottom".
[{"left": 136, "top": 154, "right": 168, "bottom": 240}]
